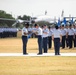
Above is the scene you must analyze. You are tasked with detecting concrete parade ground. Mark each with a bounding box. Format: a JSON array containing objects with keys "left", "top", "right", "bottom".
[{"left": 0, "top": 53, "right": 76, "bottom": 56}]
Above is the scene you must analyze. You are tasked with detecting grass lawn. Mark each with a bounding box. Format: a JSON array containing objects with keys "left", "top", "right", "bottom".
[
  {"left": 0, "top": 57, "right": 76, "bottom": 75},
  {"left": 0, "top": 38, "right": 76, "bottom": 53},
  {"left": 0, "top": 31, "right": 76, "bottom": 75}
]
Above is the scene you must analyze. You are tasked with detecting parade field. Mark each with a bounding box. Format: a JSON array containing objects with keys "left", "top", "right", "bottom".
[
  {"left": 0, "top": 0, "right": 76, "bottom": 75},
  {"left": 0, "top": 57, "right": 76, "bottom": 75},
  {"left": 0, "top": 31, "right": 76, "bottom": 75}
]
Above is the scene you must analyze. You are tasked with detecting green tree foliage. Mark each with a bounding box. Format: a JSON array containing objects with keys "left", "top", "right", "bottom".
[
  {"left": 36, "top": 21, "right": 51, "bottom": 26},
  {"left": 0, "top": 10, "right": 32, "bottom": 27},
  {"left": 17, "top": 16, "right": 22, "bottom": 20},
  {"left": 0, "top": 10, "right": 14, "bottom": 19},
  {"left": 0, "top": 10, "right": 15, "bottom": 27},
  {"left": 18, "top": 15, "right": 31, "bottom": 20}
]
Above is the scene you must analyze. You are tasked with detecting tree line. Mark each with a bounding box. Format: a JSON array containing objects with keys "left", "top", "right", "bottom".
[
  {"left": 0, "top": 10, "right": 51, "bottom": 28},
  {"left": 0, "top": 10, "right": 31, "bottom": 27}
]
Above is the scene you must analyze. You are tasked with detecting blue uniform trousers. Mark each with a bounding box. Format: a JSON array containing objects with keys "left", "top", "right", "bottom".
[
  {"left": 22, "top": 36, "right": 28, "bottom": 54},
  {"left": 48, "top": 36, "right": 52, "bottom": 49},
  {"left": 37, "top": 35, "right": 42, "bottom": 54},
  {"left": 68, "top": 35, "right": 73, "bottom": 48},
  {"left": 66, "top": 37, "right": 69, "bottom": 47},
  {"left": 62, "top": 36, "right": 66, "bottom": 48},
  {"left": 74, "top": 35, "right": 76, "bottom": 47},
  {"left": 54, "top": 38, "right": 60, "bottom": 55},
  {"left": 43, "top": 37, "right": 48, "bottom": 53}
]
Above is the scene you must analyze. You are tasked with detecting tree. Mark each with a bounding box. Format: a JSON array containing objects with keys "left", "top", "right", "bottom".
[
  {"left": 22, "top": 15, "right": 30, "bottom": 20},
  {"left": 36, "top": 21, "right": 51, "bottom": 26},
  {"left": 17, "top": 16, "right": 22, "bottom": 19},
  {"left": 18, "top": 15, "right": 31, "bottom": 20},
  {"left": 0, "top": 10, "right": 14, "bottom": 27},
  {"left": 0, "top": 10, "right": 14, "bottom": 19},
  {"left": 0, "top": 10, "right": 32, "bottom": 27},
  {"left": 0, "top": 10, "right": 15, "bottom": 27}
]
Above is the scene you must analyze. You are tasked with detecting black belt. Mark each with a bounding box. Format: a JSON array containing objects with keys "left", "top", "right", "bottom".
[
  {"left": 37, "top": 35, "right": 42, "bottom": 36},
  {"left": 48, "top": 36, "right": 52, "bottom": 37},
  {"left": 62, "top": 35, "right": 66, "bottom": 36},
  {"left": 43, "top": 37, "right": 48, "bottom": 38},
  {"left": 22, "top": 36, "right": 27, "bottom": 37},
  {"left": 54, "top": 38, "right": 60, "bottom": 39},
  {"left": 68, "top": 35, "right": 73, "bottom": 36}
]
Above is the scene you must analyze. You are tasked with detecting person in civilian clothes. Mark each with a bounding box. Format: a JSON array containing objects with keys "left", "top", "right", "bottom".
[
  {"left": 34, "top": 24, "right": 43, "bottom": 55},
  {"left": 67, "top": 25, "right": 75, "bottom": 49},
  {"left": 22, "top": 23, "right": 29, "bottom": 55},
  {"left": 52, "top": 25, "right": 62, "bottom": 55},
  {"left": 48, "top": 26, "right": 52, "bottom": 49},
  {"left": 61, "top": 25, "right": 67, "bottom": 49},
  {"left": 42, "top": 25, "right": 49, "bottom": 53}
]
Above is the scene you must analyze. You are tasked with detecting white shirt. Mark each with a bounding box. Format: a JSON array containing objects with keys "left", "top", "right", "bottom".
[
  {"left": 42, "top": 28, "right": 49, "bottom": 37},
  {"left": 36, "top": 27, "right": 42, "bottom": 35},
  {"left": 61, "top": 29, "right": 66, "bottom": 36},
  {"left": 48, "top": 29, "right": 52, "bottom": 36},
  {"left": 52, "top": 29, "right": 62, "bottom": 38},
  {"left": 0, "top": 28, "right": 2, "bottom": 33},
  {"left": 67, "top": 28, "right": 74, "bottom": 35},
  {"left": 27, "top": 27, "right": 32, "bottom": 32},
  {"left": 65, "top": 28, "right": 68, "bottom": 33},
  {"left": 22, "top": 27, "right": 28, "bottom": 36},
  {"left": 31, "top": 27, "right": 37, "bottom": 33}
]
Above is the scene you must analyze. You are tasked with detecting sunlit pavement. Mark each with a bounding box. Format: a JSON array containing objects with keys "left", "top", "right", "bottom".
[{"left": 0, "top": 53, "right": 76, "bottom": 56}]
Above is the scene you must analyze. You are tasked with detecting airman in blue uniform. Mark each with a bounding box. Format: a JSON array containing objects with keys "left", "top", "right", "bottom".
[
  {"left": 42, "top": 25, "right": 49, "bottom": 53},
  {"left": 52, "top": 25, "right": 62, "bottom": 55},
  {"left": 67, "top": 25, "right": 74, "bottom": 49},
  {"left": 22, "top": 23, "right": 29, "bottom": 55}
]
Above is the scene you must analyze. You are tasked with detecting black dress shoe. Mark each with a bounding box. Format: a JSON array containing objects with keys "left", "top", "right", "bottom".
[
  {"left": 55, "top": 54, "right": 57, "bottom": 55},
  {"left": 44, "top": 52, "right": 47, "bottom": 53},
  {"left": 37, "top": 53, "right": 42, "bottom": 55},
  {"left": 23, "top": 53, "right": 28, "bottom": 55},
  {"left": 69, "top": 48, "right": 72, "bottom": 49},
  {"left": 58, "top": 54, "right": 61, "bottom": 55},
  {"left": 62, "top": 47, "right": 65, "bottom": 49}
]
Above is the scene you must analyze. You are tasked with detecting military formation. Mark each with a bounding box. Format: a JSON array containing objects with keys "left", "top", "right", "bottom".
[
  {"left": 21, "top": 23, "right": 76, "bottom": 55},
  {"left": 0, "top": 23, "right": 76, "bottom": 55},
  {"left": 0, "top": 28, "right": 18, "bottom": 38}
]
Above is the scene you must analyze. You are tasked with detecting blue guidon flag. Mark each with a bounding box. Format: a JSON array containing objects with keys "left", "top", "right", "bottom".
[
  {"left": 27, "top": 33, "right": 33, "bottom": 39},
  {"left": 63, "top": 17, "right": 66, "bottom": 25},
  {"left": 57, "top": 18, "right": 61, "bottom": 27},
  {"left": 62, "top": 17, "right": 66, "bottom": 26},
  {"left": 71, "top": 17, "right": 74, "bottom": 24}
]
